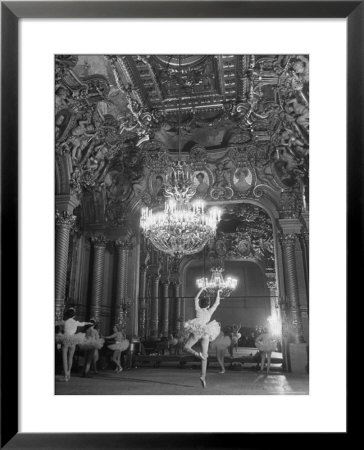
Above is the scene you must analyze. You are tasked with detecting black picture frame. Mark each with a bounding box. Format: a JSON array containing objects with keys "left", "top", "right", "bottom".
[{"left": 1, "top": 1, "right": 357, "bottom": 448}]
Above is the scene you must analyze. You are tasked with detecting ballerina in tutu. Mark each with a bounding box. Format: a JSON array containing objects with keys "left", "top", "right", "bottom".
[
  {"left": 183, "top": 287, "right": 222, "bottom": 388},
  {"left": 210, "top": 330, "right": 231, "bottom": 374},
  {"left": 255, "top": 327, "right": 277, "bottom": 374},
  {"left": 104, "top": 325, "right": 129, "bottom": 373},
  {"left": 57, "top": 307, "right": 92, "bottom": 382},
  {"left": 79, "top": 319, "right": 105, "bottom": 377},
  {"left": 230, "top": 323, "right": 242, "bottom": 356}
]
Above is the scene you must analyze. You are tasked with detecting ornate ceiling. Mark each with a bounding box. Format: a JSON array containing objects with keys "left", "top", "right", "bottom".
[{"left": 55, "top": 54, "right": 309, "bottom": 230}]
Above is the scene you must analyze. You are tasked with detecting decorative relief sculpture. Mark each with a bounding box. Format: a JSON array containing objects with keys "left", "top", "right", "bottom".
[{"left": 55, "top": 54, "right": 308, "bottom": 229}]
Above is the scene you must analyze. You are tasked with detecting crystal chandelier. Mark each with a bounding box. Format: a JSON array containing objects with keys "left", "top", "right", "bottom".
[
  {"left": 140, "top": 56, "right": 222, "bottom": 258},
  {"left": 140, "top": 162, "right": 221, "bottom": 257},
  {"left": 196, "top": 267, "right": 238, "bottom": 298}
]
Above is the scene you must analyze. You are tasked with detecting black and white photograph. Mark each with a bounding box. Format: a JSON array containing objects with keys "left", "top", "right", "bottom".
[{"left": 54, "top": 54, "right": 309, "bottom": 396}]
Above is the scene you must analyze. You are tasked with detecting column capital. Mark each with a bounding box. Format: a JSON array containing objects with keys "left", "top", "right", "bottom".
[
  {"left": 280, "top": 233, "right": 297, "bottom": 248},
  {"left": 55, "top": 210, "right": 76, "bottom": 229},
  {"left": 115, "top": 238, "right": 134, "bottom": 250},
  {"left": 90, "top": 233, "right": 108, "bottom": 248}
]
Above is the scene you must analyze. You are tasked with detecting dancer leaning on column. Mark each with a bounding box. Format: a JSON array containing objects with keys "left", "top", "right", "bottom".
[{"left": 183, "top": 287, "right": 222, "bottom": 388}]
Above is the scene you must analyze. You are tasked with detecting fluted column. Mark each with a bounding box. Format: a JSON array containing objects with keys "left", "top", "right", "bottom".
[
  {"left": 173, "top": 282, "right": 182, "bottom": 334},
  {"left": 281, "top": 233, "right": 305, "bottom": 343},
  {"left": 161, "top": 277, "right": 170, "bottom": 337},
  {"left": 138, "top": 264, "right": 148, "bottom": 338},
  {"left": 55, "top": 210, "right": 76, "bottom": 322},
  {"left": 115, "top": 239, "right": 132, "bottom": 327},
  {"left": 90, "top": 234, "right": 107, "bottom": 322},
  {"left": 150, "top": 272, "right": 160, "bottom": 340},
  {"left": 299, "top": 228, "right": 309, "bottom": 315}
]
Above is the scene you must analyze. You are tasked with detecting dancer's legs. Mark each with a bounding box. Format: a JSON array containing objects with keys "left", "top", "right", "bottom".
[
  {"left": 200, "top": 335, "right": 210, "bottom": 384},
  {"left": 92, "top": 349, "right": 99, "bottom": 373},
  {"left": 260, "top": 351, "right": 266, "bottom": 372},
  {"left": 112, "top": 350, "right": 122, "bottom": 371},
  {"left": 216, "top": 348, "right": 225, "bottom": 373},
  {"left": 62, "top": 345, "right": 69, "bottom": 380},
  {"left": 67, "top": 345, "right": 76, "bottom": 378},
  {"left": 84, "top": 349, "right": 95, "bottom": 376},
  {"left": 184, "top": 334, "right": 201, "bottom": 358},
  {"left": 266, "top": 352, "right": 272, "bottom": 374}
]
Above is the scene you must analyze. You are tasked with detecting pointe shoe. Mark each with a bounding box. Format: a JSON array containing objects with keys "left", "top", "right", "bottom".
[
  {"left": 117, "top": 367, "right": 123, "bottom": 373},
  {"left": 199, "top": 352, "right": 207, "bottom": 361},
  {"left": 200, "top": 377, "right": 206, "bottom": 388},
  {"left": 218, "top": 370, "right": 225, "bottom": 374}
]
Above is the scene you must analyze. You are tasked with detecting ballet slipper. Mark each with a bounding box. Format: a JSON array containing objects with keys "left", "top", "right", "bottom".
[
  {"left": 218, "top": 370, "right": 225, "bottom": 374},
  {"left": 199, "top": 377, "right": 206, "bottom": 388},
  {"left": 199, "top": 352, "right": 207, "bottom": 361}
]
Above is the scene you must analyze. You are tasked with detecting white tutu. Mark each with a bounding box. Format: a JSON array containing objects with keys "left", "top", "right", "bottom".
[
  {"left": 79, "top": 337, "right": 105, "bottom": 351},
  {"left": 183, "top": 318, "right": 221, "bottom": 342},
  {"left": 210, "top": 333, "right": 231, "bottom": 351},
  {"left": 56, "top": 332, "right": 86, "bottom": 347},
  {"left": 231, "top": 332, "right": 241, "bottom": 344},
  {"left": 108, "top": 339, "right": 129, "bottom": 352},
  {"left": 256, "top": 337, "right": 277, "bottom": 352}
]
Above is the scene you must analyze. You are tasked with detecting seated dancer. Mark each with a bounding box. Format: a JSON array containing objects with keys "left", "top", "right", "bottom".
[
  {"left": 56, "top": 307, "right": 92, "bottom": 382},
  {"left": 210, "top": 330, "right": 231, "bottom": 374},
  {"left": 255, "top": 327, "right": 277, "bottom": 374},
  {"left": 79, "top": 319, "right": 104, "bottom": 377},
  {"left": 183, "top": 287, "right": 222, "bottom": 388},
  {"left": 104, "top": 325, "right": 129, "bottom": 373},
  {"left": 230, "top": 323, "right": 242, "bottom": 356}
]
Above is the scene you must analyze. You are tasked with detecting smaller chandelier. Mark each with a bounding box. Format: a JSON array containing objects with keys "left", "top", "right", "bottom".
[
  {"left": 140, "top": 162, "right": 221, "bottom": 258},
  {"left": 196, "top": 267, "right": 238, "bottom": 298}
]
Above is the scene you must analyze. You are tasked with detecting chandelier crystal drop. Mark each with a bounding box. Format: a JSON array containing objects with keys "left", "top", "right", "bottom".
[
  {"left": 196, "top": 267, "right": 238, "bottom": 298},
  {"left": 140, "top": 162, "right": 222, "bottom": 258}
]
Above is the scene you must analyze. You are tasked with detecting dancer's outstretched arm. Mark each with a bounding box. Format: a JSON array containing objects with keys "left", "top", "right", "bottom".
[
  {"left": 194, "top": 287, "right": 205, "bottom": 310},
  {"left": 208, "top": 289, "right": 222, "bottom": 315}
]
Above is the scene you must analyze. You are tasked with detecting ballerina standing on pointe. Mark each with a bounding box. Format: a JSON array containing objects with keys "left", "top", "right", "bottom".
[
  {"left": 183, "top": 287, "right": 222, "bottom": 388},
  {"left": 56, "top": 307, "right": 92, "bottom": 382},
  {"left": 104, "top": 325, "right": 129, "bottom": 373}
]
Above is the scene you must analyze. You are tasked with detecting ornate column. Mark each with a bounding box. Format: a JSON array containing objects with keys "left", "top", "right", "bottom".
[
  {"left": 55, "top": 210, "right": 76, "bottom": 322},
  {"left": 172, "top": 281, "right": 182, "bottom": 334},
  {"left": 90, "top": 234, "right": 107, "bottom": 322},
  {"left": 299, "top": 226, "right": 309, "bottom": 315},
  {"left": 161, "top": 275, "right": 170, "bottom": 337},
  {"left": 149, "top": 272, "right": 160, "bottom": 339},
  {"left": 115, "top": 238, "right": 133, "bottom": 327},
  {"left": 280, "top": 233, "right": 305, "bottom": 343},
  {"left": 138, "top": 263, "right": 148, "bottom": 338}
]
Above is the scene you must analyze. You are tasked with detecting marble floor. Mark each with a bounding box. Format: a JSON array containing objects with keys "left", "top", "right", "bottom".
[{"left": 55, "top": 366, "right": 309, "bottom": 395}]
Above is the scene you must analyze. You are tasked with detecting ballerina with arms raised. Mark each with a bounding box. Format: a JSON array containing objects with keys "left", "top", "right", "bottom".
[{"left": 183, "top": 287, "right": 222, "bottom": 388}]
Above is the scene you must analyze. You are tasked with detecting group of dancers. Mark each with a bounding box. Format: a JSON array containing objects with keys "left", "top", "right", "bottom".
[
  {"left": 56, "top": 308, "right": 129, "bottom": 382},
  {"left": 56, "top": 288, "right": 277, "bottom": 386}
]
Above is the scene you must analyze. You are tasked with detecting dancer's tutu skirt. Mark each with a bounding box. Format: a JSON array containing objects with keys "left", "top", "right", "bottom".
[
  {"left": 231, "top": 333, "right": 241, "bottom": 344},
  {"left": 79, "top": 337, "right": 105, "bottom": 351},
  {"left": 56, "top": 332, "right": 86, "bottom": 346},
  {"left": 183, "top": 319, "right": 220, "bottom": 342},
  {"left": 256, "top": 339, "right": 277, "bottom": 352},
  {"left": 210, "top": 333, "right": 231, "bottom": 351},
  {"left": 108, "top": 339, "right": 130, "bottom": 352}
]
